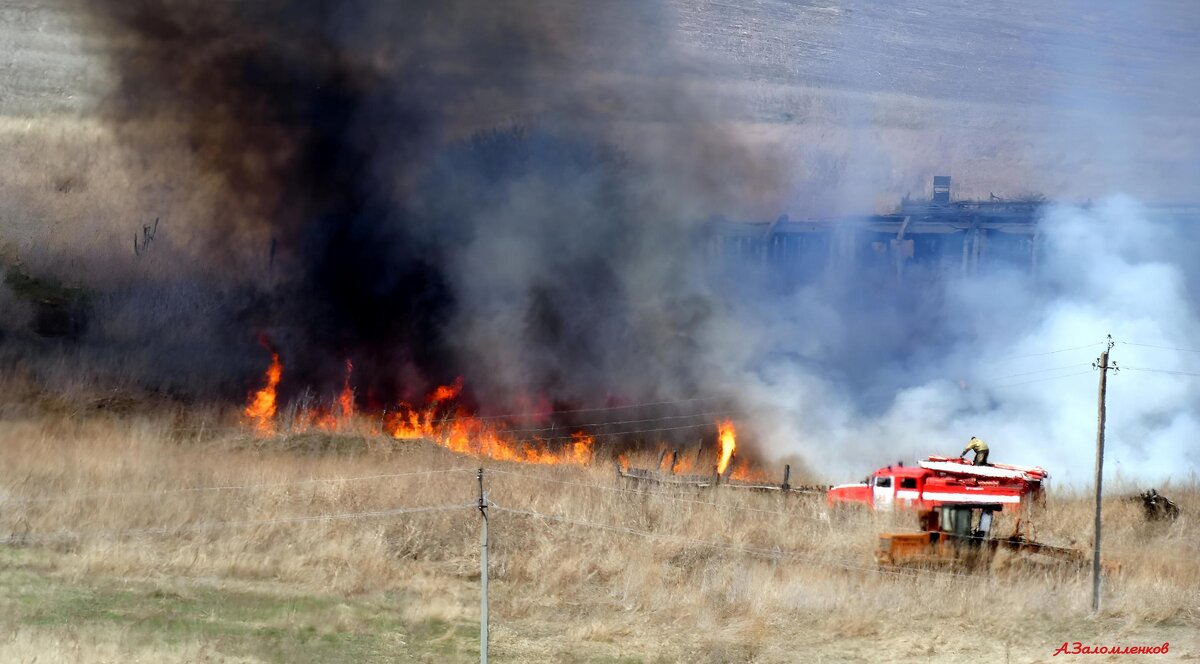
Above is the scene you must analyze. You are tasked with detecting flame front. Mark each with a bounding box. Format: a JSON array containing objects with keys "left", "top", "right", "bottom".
[
  {"left": 337, "top": 360, "right": 355, "bottom": 418},
  {"left": 237, "top": 355, "right": 748, "bottom": 473},
  {"left": 291, "top": 359, "right": 357, "bottom": 432},
  {"left": 716, "top": 418, "right": 736, "bottom": 475},
  {"left": 386, "top": 380, "right": 594, "bottom": 465},
  {"left": 245, "top": 352, "right": 282, "bottom": 436}
]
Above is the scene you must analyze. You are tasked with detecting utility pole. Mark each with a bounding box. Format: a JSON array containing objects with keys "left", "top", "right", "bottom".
[
  {"left": 477, "top": 468, "right": 489, "bottom": 664},
  {"left": 1091, "top": 336, "right": 1118, "bottom": 613}
]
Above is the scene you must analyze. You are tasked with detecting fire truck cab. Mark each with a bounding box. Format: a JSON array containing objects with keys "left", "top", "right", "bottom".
[{"left": 827, "top": 456, "right": 1047, "bottom": 512}]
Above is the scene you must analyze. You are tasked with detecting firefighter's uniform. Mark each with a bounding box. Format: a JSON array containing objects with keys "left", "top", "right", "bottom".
[{"left": 962, "top": 437, "right": 989, "bottom": 466}]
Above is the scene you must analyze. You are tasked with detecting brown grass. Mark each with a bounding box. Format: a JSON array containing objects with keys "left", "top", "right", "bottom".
[{"left": 0, "top": 403, "right": 1197, "bottom": 662}]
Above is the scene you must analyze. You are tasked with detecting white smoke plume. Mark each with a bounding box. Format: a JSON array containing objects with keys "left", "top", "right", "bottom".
[{"left": 713, "top": 197, "right": 1200, "bottom": 485}]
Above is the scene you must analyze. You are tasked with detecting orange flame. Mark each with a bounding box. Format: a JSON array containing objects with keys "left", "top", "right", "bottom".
[
  {"left": 290, "top": 359, "right": 357, "bottom": 433},
  {"left": 716, "top": 419, "right": 736, "bottom": 475},
  {"left": 431, "top": 377, "right": 463, "bottom": 404},
  {"left": 245, "top": 352, "right": 282, "bottom": 436},
  {"left": 237, "top": 354, "right": 745, "bottom": 472},
  {"left": 386, "top": 381, "right": 595, "bottom": 465},
  {"left": 337, "top": 360, "right": 355, "bottom": 419},
  {"left": 729, "top": 459, "right": 768, "bottom": 483},
  {"left": 672, "top": 453, "right": 696, "bottom": 475}
]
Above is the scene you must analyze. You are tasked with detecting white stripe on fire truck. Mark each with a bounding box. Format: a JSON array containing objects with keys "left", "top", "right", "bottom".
[{"left": 920, "top": 492, "right": 1021, "bottom": 503}]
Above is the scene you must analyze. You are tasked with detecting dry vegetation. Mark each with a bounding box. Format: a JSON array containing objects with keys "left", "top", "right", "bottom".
[
  {"left": 0, "top": 388, "right": 1196, "bottom": 663},
  {"left": 1, "top": 4, "right": 1198, "bottom": 662}
]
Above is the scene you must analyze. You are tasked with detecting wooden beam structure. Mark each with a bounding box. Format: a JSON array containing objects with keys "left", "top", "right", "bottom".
[{"left": 713, "top": 198, "right": 1200, "bottom": 283}]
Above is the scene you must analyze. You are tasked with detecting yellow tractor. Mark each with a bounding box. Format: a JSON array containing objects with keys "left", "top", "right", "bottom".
[{"left": 877, "top": 503, "right": 1107, "bottom": 574}]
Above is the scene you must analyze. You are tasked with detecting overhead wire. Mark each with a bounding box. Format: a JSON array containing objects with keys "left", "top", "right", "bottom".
[
  {"left": 988, "top": 362, "right": 1093, "bottom": 382},
  {"left": 2, "top": 467, "right": 474, "bottom": 505},
  {"left": 169, "top": 341, "right": 1136, "bottom": 442},
  {"left": 5, "top": 468, "right": 1077, "bottom": 584},
  {"left": 500, "top": 420, "right": 734, "bottom": 443},
  {"left": 489, "top": 407, "right": 742, "bottom": 436},
  {"left": 987, "top": 340, "right": 1106, "bottom": 363},
  {"left": 485, "top": 467, "right": 846, "bottom": 525},
  {"left": 1119, "top": 340, "right": 1200, "bottom": 355},
  {"left": 989, "top": 370, "right": 1095, "bottom": 388},
  {"left": 1097, "top": 338, "right": 1200, "bottom": 377},
  {"left": 1122, "top": 366, "right": 1200, "bottom": 378},
  {"left": 467, "top": 395, "right": 729, "bottom": 421},
  {"left": 2, "top": 502, "right": 475, "bottom": 545},
  {"left": 488, "top": 502, "right": 970, "bottom": 582},
  {"left": 171, "top": 394, "right": 732, "bottom": 433}
]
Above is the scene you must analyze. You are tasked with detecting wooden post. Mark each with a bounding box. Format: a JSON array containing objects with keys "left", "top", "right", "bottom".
[
  {"left": 781, "top": 464, "right": 791, "bottom": 491},
  {"left": 478, "top": 469, "right": 489, "bottom": 663},
  {"left": 1092, "top": 339, "right": 1115, "bottom": 613}
]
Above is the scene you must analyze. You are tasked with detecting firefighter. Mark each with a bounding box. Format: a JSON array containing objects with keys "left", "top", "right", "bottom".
[{"left": 961, "top": 436, "right": 989, "bottom": 466}]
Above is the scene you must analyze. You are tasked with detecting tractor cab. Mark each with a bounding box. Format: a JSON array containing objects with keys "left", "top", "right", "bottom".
[
  {"left": 927, "top": 504, "right": 997, "bottom": 541},
  {"left": 878, "top": 503, "right": 1004, "bottom": 568},
  {"left": 878, "top": 502, "right": 1110, "bottom": 575}
]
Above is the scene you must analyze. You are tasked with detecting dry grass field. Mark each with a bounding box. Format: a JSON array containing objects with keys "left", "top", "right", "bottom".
[
  {"left": 1, "top": 2, "right": 1198, "bottom": 662},
  {"left": 0, "top": 382, "right": 1196, "bottom": 662}
]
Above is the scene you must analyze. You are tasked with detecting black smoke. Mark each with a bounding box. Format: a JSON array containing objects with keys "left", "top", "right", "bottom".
[
  {"left": 71, "top": 0, "right": 779, "bottom": 412},
  {"left": 29, "top": 2, "right": 1200, "bottom": 482}
]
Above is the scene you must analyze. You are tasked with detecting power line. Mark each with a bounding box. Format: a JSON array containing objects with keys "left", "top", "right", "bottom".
[
  {"left": 1119, "top": 340, "right": 1200, "bottom": 355},
  {"left": 2, "top": 503, "right": 474, "bottom": 544},
  {"left": 398, "top": 420, "right": 729, "bottom": 446},
  {"left": 485, "top": 467, "right": 848, "bottom": 526},
  {"left": 172, "top": 395, "right": 732, "bottom": 433},
  {"left": 500, "top": 420, "right": 728, "bottom": 443},
  {"left": 495, "top": 408, "right": 742, "bottom": 436},
  {"left": 2, "top": 468, "right": 474, "bottom": 505},
  {"left": 989, "top": 341, "right": 1106, "bottom": 363},
  {"left": 454, "top": 395, "right": 729, "bottom": 422},
  {"left": 173, "top": 341, "right": 1129, "bottom": 442},
  {"left": 1123, "top": 366, "right": 1200, "bottom": 378},
  {"left": 489, "top": 502, "right": 969, "bottom": 581},
  {"left": 990, "top": 370, "right": 1094, "bottom": 388},
  {"left": 989, "top": 362, "right": 1093, "bottom": 381}
]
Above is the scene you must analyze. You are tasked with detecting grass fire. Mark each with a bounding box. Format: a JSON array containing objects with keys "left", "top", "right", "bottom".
[
  {"left": 243, "top": 348, "right": 282, "bottom": 437},
  {"left": 239, "top": 346, "right": 756, "bottom": 471},
  {"left": 1, "top": 0, "right": 1198, "bottom": 661}
]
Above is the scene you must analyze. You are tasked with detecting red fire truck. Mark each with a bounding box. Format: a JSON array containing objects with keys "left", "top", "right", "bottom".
[{"left": 826, "top": 455, "right": 1048, "bottom": 512}]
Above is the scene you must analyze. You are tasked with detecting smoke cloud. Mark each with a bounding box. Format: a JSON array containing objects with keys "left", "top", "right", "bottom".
[
  {"left": 31, "top": 1, "right": 1197, "bottom": 483},
  {"left": 709, "top": 197, "right": 1200, "bottom": 484},
  {"left": 71, "top": 0, "right": 782, "bottom": 412}
]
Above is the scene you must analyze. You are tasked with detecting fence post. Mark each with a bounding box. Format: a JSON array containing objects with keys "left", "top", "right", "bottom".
[
  {"left": 781, "top": 464, "right": 791, "bottom": 491},
  {"left": 477, "top": 468, "right": 489, "bottom": 664}
]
